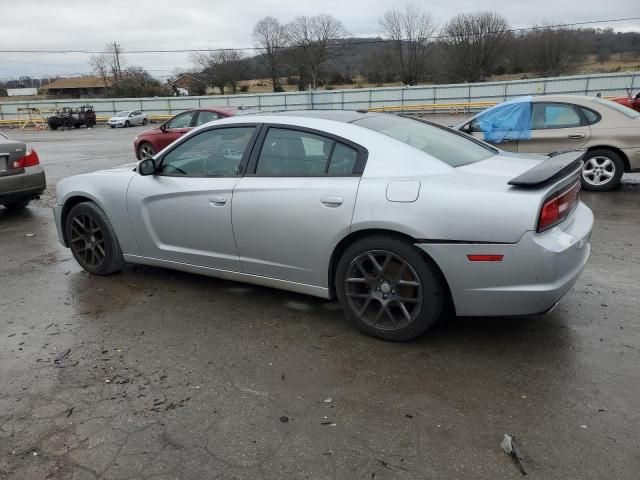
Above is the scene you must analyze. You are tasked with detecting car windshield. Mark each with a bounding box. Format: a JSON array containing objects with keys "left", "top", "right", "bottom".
[
  {"left": 353, "top": 115, "right": 496, "bottom": 167},
  {"left": 116, "top": 111, "right": 131, "bottom": 117},
  {"left": 593, "top": 98, "right": 640, "bottom": 119}
]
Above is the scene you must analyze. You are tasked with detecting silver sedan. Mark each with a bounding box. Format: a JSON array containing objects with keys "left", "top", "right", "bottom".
[{"left": 54, "top": 111, "right": 594, "bottom": 341}]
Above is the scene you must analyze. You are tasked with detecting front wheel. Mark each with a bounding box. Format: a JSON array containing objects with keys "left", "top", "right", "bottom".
[
  {"left": 65, "top": 202, "right": 124, "bottom": 275},
  {"left": 142, "top": 118, "right": 148, "bottom": 126},
  {"left": 137, "top": 142, "right": 156, "bottom": 160},
  {"left": 336, "top": 236, "right": 444, "bottom": 341},
  {"left": 581, "top": 149, "right": 624, "bottom": 191},
  {"left": 124, "top": 121, "right": 130, "bottom": 128}
]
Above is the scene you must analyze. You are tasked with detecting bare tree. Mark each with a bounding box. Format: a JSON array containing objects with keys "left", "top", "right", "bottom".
[
  {"left": 525, "top": 26, "right": 581, "bottom": 76},
  {"left": 192, "top": 49, "right": 245, "bottom": 94},
  {"left": 286, "top": 14, "right": 346, "bottom": 90},
  {"left": 379, "top": 4, "right": 437, "bottom": 86},
  {"left": 443, "top": 11, "right": 509, "bottom": 82},
  {"left": 253, "top": 16, "right": 288, "bottom": 92},
  {"left": 89, "top": 42, "right": 125, "bottom": 91}
]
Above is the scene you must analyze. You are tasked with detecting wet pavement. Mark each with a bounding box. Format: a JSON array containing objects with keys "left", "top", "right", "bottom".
[{"left": 0, "top": 125, "right": 639, "bottom": 479}]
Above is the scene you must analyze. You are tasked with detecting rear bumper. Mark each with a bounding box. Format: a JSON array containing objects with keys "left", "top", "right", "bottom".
[
  {"left": 0, "top": 166, "right": 46, "bottom": 204},
  {"left": 417, "top": 202, "right": 594, "bottom": 316}
]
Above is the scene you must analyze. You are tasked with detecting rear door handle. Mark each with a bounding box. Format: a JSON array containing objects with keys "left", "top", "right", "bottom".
[
  {"left": 568, "top": 133, "right": 585, "bottom": 139},
  {"left": 320, "top": 195, "right": 343, "bottom": 207},
  {"left": 209, "top": 196, "right": 226, "bottom": 206}
]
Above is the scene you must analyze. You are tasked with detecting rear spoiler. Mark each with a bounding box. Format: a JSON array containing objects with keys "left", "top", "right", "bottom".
[{"left": 508, "top": 150, "right": 584, "bottom": 187}]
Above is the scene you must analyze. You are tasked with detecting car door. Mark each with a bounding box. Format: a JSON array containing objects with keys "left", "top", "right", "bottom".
[
  {"left": 158, "top": 111, "right": 197, "bottom": 151},
  {"left": 517, "top": 102, "right": 591, "bottom": 154},
  {"left": 126, "top": 124, "right": 259, "bottom": 271},
  {"left": 232, "top": 125, "right": 366, "bottom": 287}
]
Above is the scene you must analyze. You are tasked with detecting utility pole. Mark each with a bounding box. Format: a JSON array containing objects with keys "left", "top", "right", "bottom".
[{"left": 112, "top": 42, "right": 123, "bottom": 82}]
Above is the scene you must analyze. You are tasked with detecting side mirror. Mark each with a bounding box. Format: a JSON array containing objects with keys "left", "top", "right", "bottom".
[
  {"left": 160, "top": 123, "right": 167, "bottom": 132},
  {"left": 138, "top": 158, "right": 157, "bottom": 176}
]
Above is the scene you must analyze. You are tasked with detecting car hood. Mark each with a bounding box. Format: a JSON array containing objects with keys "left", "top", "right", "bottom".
[
  {"left": 100, "top": 162, "right": 138, "bottom": 173},
  {"left": 136, "top": 127, "right": 163, "bottom": 137}
]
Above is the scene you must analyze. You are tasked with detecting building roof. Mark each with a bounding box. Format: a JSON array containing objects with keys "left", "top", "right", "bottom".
[{"left": 42, "top": 77, "right": 112, "bottom": 90}]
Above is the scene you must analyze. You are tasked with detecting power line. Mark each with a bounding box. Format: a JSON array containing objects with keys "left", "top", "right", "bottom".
[{"left": 0, "top": 16, "right": 639, "bottom": 55}]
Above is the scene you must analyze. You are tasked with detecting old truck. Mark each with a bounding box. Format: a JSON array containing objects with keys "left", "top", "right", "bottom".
[{"left": 47, "top": 105, "right": 97, "bottom": 130}]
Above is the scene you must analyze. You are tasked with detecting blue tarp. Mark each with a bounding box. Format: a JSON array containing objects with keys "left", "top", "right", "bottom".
[{"left": 476, "top": 96, "right": 532, "bottom": 144}]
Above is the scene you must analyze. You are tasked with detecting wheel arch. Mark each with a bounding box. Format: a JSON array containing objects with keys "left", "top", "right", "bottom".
[
  {"left": 327, "top": 228, "right": 454, "bottom": 312},
  {"left": 586, "top": 145, "right": 630, "bottom": 172}
]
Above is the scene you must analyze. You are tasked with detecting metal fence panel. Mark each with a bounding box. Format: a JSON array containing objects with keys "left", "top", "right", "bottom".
[{"left": 1, "top": 72, "right": 637, "bottom": 121}]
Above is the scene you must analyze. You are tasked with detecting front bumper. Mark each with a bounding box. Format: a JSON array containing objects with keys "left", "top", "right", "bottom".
[
  {"left": 0, "top": 166, "right": 46, "bottom": 204},
  {"left": 53, "top": 203, "right": 66, "bottom": 247},
  {"left": 417, "top": 202, "right": 594, "bottom": 316}
]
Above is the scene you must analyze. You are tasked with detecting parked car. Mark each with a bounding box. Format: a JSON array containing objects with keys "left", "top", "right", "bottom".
[
  {"left": 47, "top": 105, "right": 96, "bottom": 130},
  {"left": 107, "top": 111, "right": 148, "bottom": 128},
  {"left": 0, "top": 131, "right": 45, "bottom": 210},
  {"left": 612, "top": 92, "right": 640, "bottom": 113},
  {"left": 54, "top": 111, "right": 593, "bottom": 341},
  {"left": 133, "top": 107, "right": 257, "bottom": 160},
  {"left": 455, "top": 95, "right": 640, "bottom": 191}
]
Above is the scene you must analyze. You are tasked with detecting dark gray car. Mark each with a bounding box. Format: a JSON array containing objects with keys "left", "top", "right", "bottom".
[{"left": 0, "top": 131, "right": 46, "bottom": 210}]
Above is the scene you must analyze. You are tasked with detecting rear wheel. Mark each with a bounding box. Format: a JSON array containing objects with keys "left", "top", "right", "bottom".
[
  {"left": 581, "top": 149, "right": 624, "bottom": 191},
  {"left": 3, "top": 198, "right": 31, "bottom": 210},
  {"left": 137, "top": 142, "right": 156, "bottom": 160},
  {"left": 336, "top": 236, "right": 444, "bottom": 341},
  {"left": 65, "top": 202, "right": 124, "bottom": 275}
]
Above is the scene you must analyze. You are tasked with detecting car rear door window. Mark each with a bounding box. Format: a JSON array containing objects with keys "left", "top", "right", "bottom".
[
  {"left": 195, "top": 111, "right": 220, "bottom": 126},
  {"left": 256, "top": 128, "right": 333, "bottom": 176},
  {"left": 255, "top": 128, "right": 361, "bottom": 176},
  {"left": 168, "top": 111, "right": 196, "bottom": 129},
  {"left": 160, "top": 127, "right": 255, "bottom": 177},
  {"left": 532, "top": 103, "right": 582, "bottom": 129}
]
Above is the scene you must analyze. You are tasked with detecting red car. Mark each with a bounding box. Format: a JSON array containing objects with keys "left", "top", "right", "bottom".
[
  {"left": 612, "top": 92, "right": 640, "bottom": 113},
  {"left": 133, "top": 108, "right": 236, "bottom": 159}
]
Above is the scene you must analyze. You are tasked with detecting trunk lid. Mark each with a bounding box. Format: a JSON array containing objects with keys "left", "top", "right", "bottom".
[{"left": 0, "top": 137, "right": 28, "bottom": 177}]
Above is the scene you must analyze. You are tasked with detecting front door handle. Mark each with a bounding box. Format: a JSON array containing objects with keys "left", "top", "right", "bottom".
[
  {"left": 320, "top": 195, "right": 343, "bottom": 207},
  {"left": 209, "top": 196, "right": 226, "bottom": 206},
  {"left": 568, "top": 133, "right": 585, "bottom": 139}
]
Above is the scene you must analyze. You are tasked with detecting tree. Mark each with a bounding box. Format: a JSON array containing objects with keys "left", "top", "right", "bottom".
[
  {"left": 379, "top": 4, "right": 438, "bottom": 86},
  {"left": 89, "top": 42, "right": 125, "bottom": 91},
  {"left": 0, "top": 83, "right": 7, "bottom": 97},
  {"left": 285, "top": 14, "right": 346, "bottom": 90},
  {"left": 596, "top": 49, "right": 612, "bottom": 65},
  {"left": 111, "top": 66, "right": 169, "bottom": 97},
  {"left": 253, "top": 16, "right": 288, "bottom": 92},
  {"left": 443, "top": 11, "right": 509, "bottom": 82},
  {"left": 525, "top": 27, "right": 581, "bottom": 76},
  {"left": 192, "top": 49, "right": 245, "bottom": 94}
]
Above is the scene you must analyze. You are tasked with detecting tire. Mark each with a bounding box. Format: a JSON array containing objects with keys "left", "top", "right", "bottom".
[
  {"left": 49, "top": 124, "right": 58, "bottom": 131},
  {"left": 73, "top": 124, "right": 80, "bottom": 129},
  {"left": 110, "top": 125, "right": 115, "bottom": 129},
  {"left": 581, "top": 149, "right": 624, "bottom": 191},
  {"left": 335, "top": 235, "right": 444, "bottom": 341},
  {"left": 3, "top": 198, "right": 31, "bottom": 210},
  {"left": 137, "top": 142, "right": 156, "bottom": 160},
  {"left": 142, "top": 118, "right": 148, "bottom": 126},
  {"left": 65, "top": 202, "right": 124, "bottom": 275},
  {"left": 124, "top": 121, "right": 130, "bottom": 128}
]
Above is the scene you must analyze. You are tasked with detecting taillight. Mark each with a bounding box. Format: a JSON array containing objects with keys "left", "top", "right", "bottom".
[
  {"left": 537, "top": 181, "right": 580, "bottom": 232},
  {"left": 11, "top": 148, "right": 40, "bottom": 169}
]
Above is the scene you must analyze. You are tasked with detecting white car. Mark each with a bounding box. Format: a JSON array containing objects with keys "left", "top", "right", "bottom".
[{"left": 107, "top": 111, "right": 148, "bottom": 128}]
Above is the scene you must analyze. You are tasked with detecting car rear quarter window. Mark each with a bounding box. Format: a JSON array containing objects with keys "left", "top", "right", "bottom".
[
  {"left": 353, "top": 115, "right": 495, "bottom": 167},
  {"left": 580, "top": 107, "right": 601, "bottom": 125}
]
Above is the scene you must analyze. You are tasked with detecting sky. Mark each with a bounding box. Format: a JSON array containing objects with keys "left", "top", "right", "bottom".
[{"left": 1, "top": 0, "right": 639, "bottom": 81}]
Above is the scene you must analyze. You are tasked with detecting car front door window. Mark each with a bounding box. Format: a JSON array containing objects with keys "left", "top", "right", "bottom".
[{"left": 160, "top": 127, "right": 256, "bottom": 177}]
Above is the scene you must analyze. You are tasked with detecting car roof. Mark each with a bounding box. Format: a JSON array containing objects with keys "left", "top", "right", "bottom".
[{"left": 251, "top": 109, "right": 379, "bottom": 123}]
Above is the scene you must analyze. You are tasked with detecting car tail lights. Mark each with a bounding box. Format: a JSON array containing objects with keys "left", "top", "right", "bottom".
[
  {"left": 537, "top": 180, "right": 580, "bottom": 232},
  {"left": 11, "top": 148, "right": 40, "bottom": 169}
]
